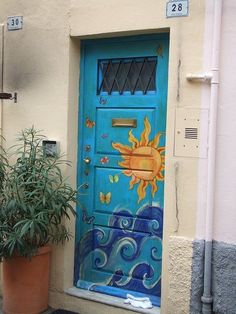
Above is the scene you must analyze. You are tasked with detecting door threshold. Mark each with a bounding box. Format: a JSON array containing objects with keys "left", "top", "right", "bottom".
[{"left": 65, "top": 287, "right": 161, "bottom": 314}]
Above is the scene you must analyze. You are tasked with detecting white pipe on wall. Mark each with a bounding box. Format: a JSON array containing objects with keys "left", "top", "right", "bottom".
[
  {"left": 186, "top": 72, "right": 212, "bottom": 81},
  {"left": 201, "top": 1, "right": 223, "bottom": 313},
  {"left": 205, "top": 0, "right": 222, "bottom": 243}
]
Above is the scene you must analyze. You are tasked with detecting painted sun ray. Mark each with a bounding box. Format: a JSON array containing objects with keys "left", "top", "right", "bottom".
[
  {"left": 158, "top": 147, "right": 165, "bottom": 153},
  {"left": 112, "top": 143, "right": 132, "bottom": 155},
  {"left": 137, "top": 181, "right": 149, "bottom": 203},
  {"left": 150, "top": 179, "right": 158, "bottom": 197},
  {"left": 149, "top": 133, "right": 161, "bottom": 148},
  {"left": 123, "top": 155, "right": 131, "bottom": 160},
  {"left": 123, "top": 169, "right": 133, "bottom": 176},
  {"left": 119, "top": 160, "right": 130, "bottom": 168},
  {"left": 156, "top": 173, "right": 164, "bottom": 181},
  {"left": 128, "top": 130, "right": 139, "bottom": 148},
  {"left": 160, "top": 168, "right": 165, "bottom": 174},
  {"left": 112, "top": 117, "right": 165, "bottom": 202},
  {"left": 140, "top": 117, "right": 151, "bottom": 146},
  {"left": 130, "top": 175, "right": 140, "bottom": 190}
]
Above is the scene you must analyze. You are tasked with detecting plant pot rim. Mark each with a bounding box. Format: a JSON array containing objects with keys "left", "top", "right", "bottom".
[
  {"left": 3, "top": 245, "right": 52, "bottom": 261},
  {"left": 36, "top": 245, "right": 52, "bottom": 256}
]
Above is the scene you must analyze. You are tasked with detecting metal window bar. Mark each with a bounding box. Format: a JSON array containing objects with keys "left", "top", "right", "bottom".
[
  {"left": 144, "top": 59, "right": 157, "bottom": 94},
  {"left": 97, "top": 56, "right": 157, "bottom": 95},
  {"left": 108, "top": 60, "right": 122, "bottom": 95},
  {"left": 131, "top": 58, "right": 146, "bottom": 95},
  {"left": 120, "top": 60, "right": 134, "bottom": 94},
  {"left": 97, "top": 61, "right": 110, "bottom": 94}
]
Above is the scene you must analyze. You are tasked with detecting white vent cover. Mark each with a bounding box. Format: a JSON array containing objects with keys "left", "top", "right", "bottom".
[
  {"left": 185, "top": 127, "right": 198, "bottom": 139},
  {"left": 174, "top": 108, "right": 209, "bottom": 158}
]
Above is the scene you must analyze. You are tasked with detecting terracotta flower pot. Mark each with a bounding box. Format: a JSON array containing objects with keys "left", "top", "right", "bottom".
[{"left": 2, "top": 246, "right": 52, "bottom": 314}]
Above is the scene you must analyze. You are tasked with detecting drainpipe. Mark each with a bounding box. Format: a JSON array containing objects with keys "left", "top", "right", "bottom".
[
  {"left": 201, "top": 1, "right": 222, "bottom": 313},
  {"left": 186, "top": 1, "right": 223, "bottom": 313}
]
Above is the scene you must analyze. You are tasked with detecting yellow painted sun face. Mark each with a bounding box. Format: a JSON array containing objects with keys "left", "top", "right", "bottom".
[{"left": 112, "top": 117, "right": 165, "bottom": 203}]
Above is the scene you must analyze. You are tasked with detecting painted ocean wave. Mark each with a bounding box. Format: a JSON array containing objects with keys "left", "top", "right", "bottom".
[{"left": 74, "top": 205, "right": 163, "bottom": 298}]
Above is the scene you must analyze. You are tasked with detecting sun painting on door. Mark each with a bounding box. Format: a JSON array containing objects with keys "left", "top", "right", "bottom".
[{"left": 112, "top": 117, "right": 165, "bottom": 203}]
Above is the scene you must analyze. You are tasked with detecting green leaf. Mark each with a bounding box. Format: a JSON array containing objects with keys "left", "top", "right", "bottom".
[{"left": 0, "top": 126, "right": 79, "bottom": 258}]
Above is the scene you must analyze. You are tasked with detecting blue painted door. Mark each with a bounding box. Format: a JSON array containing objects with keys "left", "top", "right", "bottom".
[{"left": 75, "top": 34, "right": 169, "bottom": 306}]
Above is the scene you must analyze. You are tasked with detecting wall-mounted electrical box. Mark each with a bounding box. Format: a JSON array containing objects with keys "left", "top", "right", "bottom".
[
  {"left": 174, "top": 108, "right": 209, "bottom": 158},
  {"left": 42, "top": 140, "right": 59, "bottom": 157}
]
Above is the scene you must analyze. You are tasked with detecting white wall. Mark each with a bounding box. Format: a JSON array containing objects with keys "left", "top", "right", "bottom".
[
  {"left": 196, "top": 0, "right": 236, "bottom": 244},
  {"left": 213, "top": 0, "right": 236, "bottom": 244}
]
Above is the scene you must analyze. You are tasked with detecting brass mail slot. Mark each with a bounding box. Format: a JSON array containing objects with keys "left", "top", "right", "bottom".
[{"left": 112, "top": 118, "right": 137, "bottom": 128}]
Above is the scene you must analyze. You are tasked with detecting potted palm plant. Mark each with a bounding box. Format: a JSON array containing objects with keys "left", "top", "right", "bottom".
[{"left": 0, "top": 127, "right": 77, "bottom": 314}]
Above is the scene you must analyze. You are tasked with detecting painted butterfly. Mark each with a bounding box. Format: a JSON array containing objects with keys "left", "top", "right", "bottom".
[
  {"left": 82, "top": 209, "right": 95, "bottom": 225},
  {"left": 109, "top": 174, "right": 119, "bottom": 183},
  {"left": 86, "top": 117, "right": 95, "bottom": 128},
  {"left": 101, "top": 133, "right": 109, "bottom": 139},
  {"left": 99, "top": 97, "right": 107, "bottom": 105},
  {"left": 99, "top": 192, "right": 111, "bottom": 204}
]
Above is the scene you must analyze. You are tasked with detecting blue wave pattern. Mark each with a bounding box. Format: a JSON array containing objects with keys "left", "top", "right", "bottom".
[{"left": 74, "top": 205, "right": 163, "bottom": 305}]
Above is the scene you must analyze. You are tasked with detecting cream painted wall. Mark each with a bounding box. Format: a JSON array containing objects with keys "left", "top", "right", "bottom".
[
  {"left": 1, "top": 0, "right": 71, "bottom": 149},
  {"left": 0, "top": 1, "right": 207, "bottom": 313},
  {"left": 0, "top": 0, "right": 76, "bottom": 304}
]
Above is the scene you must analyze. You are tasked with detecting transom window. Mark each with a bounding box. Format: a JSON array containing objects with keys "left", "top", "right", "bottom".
[{"left": 97, "top": 57, "right": 157, "bottom": 95}]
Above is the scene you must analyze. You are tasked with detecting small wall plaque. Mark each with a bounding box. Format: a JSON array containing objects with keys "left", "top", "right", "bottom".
[
  {"left": 42, "top": 140, "right": 59, "bottom": 157},
  {"left": 166, "top": 0, "right": 189, "bottom": 18},
  {"left": 7, "top": 16, "right": 23, "bottom": 31}
]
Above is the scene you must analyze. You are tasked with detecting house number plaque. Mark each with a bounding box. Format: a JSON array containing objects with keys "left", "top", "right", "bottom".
[{"left": 7, "top": 16, "right": 23, "bottom": 31}]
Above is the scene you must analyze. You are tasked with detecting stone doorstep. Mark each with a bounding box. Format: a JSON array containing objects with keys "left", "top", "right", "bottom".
[{"left": 0, "top": 291, "right": 161, "bottom": 314}]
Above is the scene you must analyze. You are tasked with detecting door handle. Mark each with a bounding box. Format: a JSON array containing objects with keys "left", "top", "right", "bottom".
[
  {"left": 83, "top": 157, "right": 91, "bottom": 164},
  {"left": 82, "top": 183, "right": 89, "bottom": 189}
]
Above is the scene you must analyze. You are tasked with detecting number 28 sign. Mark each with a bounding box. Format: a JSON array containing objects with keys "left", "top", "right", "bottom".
[{"left": 166, "top": 0, "right": 189, "bottom": 18}]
